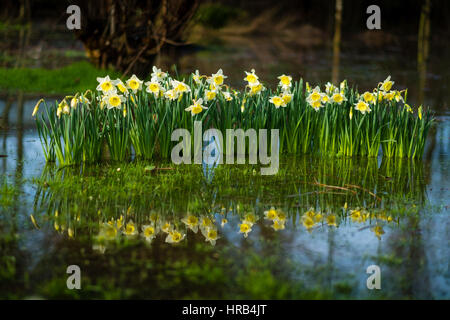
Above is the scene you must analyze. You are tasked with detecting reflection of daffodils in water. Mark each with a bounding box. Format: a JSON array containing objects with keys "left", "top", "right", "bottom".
[
  {"left": 165, "top": 230, "right": 186, "bottom": 244},
  {"left": 142, "top": 225, "right": 157, "bottom": 243},
  {"left": 67, "top": 204, "right": 400, "bottom": 252},
  {"left": 264, "top": 207, "right": 278, "bottom": 220},
  {"left": 204, "top": 228, "right": 220, "bottom": 246},
  {"left": 326, "top": 214, "right": 338, "bottom": 227},
  {"left": 182, "top": 214, "right": 199, "bottom": 233},
  {"left": 372, "top": 225, "right": 385, "bottom": 240},
  {"left": 239, "top": 222, "right": 252, "bottom": 238},
  {"left": 272, "top": 219, "right": 285, "bottom": 231},
  {"left": 123, "top": 221, "right": 138, "bottom": 237}
]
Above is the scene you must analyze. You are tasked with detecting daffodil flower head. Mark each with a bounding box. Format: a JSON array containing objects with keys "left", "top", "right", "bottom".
[
  {"left": 355, "top": 100, "right": 371, "bottom": 114},
  {"left": 144, "top": 80, "right": 161, "bottom": 96},
  {"left": 126, "top": 74, "right": 143, "bottom": 93},
  {"left": 331, "top": 92, "right": 346, "bottom": 105},
  {"left": 171, "top": 79, "right": 191, "bottom": 94},
  {"left": 208, "top": 69, "right": 227, "bottom": 86},
  {"left": 248, "top": 81, "right": 264, "bottom": 95},
  {"left": 164, "top": 89, "right": 178, "bottom": 100},
  {"left": 325, "top": 82, "right": 336, "bottom": 95},
  {"left": 151, "top": 66, "right": 167, "bottom": 81},
  {"left": 205, "top": 89, "right": 217, "bottom": 101},
  {"left": 281, "top": 92, "right": 293, "bottom": 105},
  {"left": 185, "top": 98, "right": 207, "bottom": 116},
  {"left": 244, "top": 69, "right": 259, "bottom": 84},
  {"left": 192, "top": 70, "right": 202, "bottom": 84},
  {"left": 269, "top": 95, "right": 286, "bottom": 108},
  {"left": 362, "top": 91, "right": 375, "bottom": 104},
  {"left": 103, "top": 90, "right": 125, "bottom": 109},
  {"left": 96, "top": 75, "right": 114, "bottom": 94},
  {"left": 222, "top": 91, "right": 233, "bottom": 101},
  {"left": 278, "top": 74, "right": 292, "bottom": 90},
  {"left": 113, "top": 79, "right": 129, "bottom": 96},
  {"left": 380, "top": 76, "right": 394, "bottom": 92}
]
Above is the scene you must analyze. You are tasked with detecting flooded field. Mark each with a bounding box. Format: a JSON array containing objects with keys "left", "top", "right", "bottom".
[{"left": 0, "top": 24, "right": 449, "bottom": 299}]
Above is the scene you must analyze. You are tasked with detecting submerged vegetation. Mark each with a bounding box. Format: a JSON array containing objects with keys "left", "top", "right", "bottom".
[{"left": 32, "top": 67, "right": 434, "bottom": 167}]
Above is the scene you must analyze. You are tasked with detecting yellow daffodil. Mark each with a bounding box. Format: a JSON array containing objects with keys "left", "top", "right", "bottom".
[
  {"left": 208, "top": 69, "right": 227, "bottom": 86},
  {"left": 418, "top": 106, "right": 423, "bottom": 120},
  {"left": 380, "top": 76, "right": 394, "bottom": 92},
  {"left": 32, "top": 98, "right": 44, "bottom": 117},
  {"left": 362, "top": 91, "right": 375, "bottom": 104},
  {"left": 103, "top": 91, "right": 125, "bottom": 109},
  {"left": 325, "top": 82, "right": 336, "bottom": 95},
  {"left": 244, "top": 69, "right": 259, "bottom": 84},
  {"left": 278, "top": 74, "right": 292, "bottom": 90},
  {"left": 331, "top": 92, "right": 346, "bottom": 105},
  {"left": 269, "top": 95, "right": 286, "bottom": 108},
  {"left": 151, "top": 66, "right": 167, "bottom": 81},
  {"left": 205, "top": 89, "right": 217, "bottom": 101},
  {"left": 355, "top": 100, "right": 371, "bottom": 114},
  {"left": 164, "top": 89, "right": 178, "bottom": 100},
  {"left": 111, "top": 79, "right": 129, "bottom": 96},
  {"left": 126, "top": 74, "right": 143, "bottom": 92},
  {"left": 281, "top": 92, "right": 293, "bottom": 104},
  {"left": 222, "top": 91, "right": 233, "bottom": 101},
  {"left": 249, "top": 81, "right": 264, "bottom": 95},
  {"left": 96, "top": 75, "right": 114, "bottom": 93},
  {"left": 192, "top": 69, "right": 202, "bottom": 84},
  {"left": 405, "top": 104, "right": 413, "bottom": 113},
  {"left": 307, "top": 87, "right": 322, "bottom": 102},
  {"left": 144, "top": 80, "right": 161, "bottom": 96},
  {"left": 185, "top": 98, "right": 207, "bottom": 116},
  {"left": 171, "top": 79, "right": 191, "bottom": 94}
]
